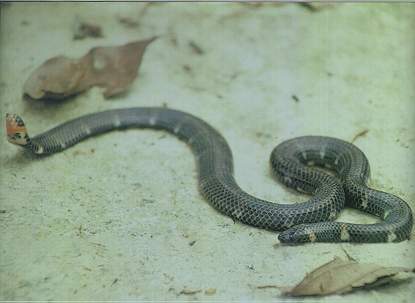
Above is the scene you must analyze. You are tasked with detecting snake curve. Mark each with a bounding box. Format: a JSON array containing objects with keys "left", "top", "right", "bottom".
[{"left": 5, "top": 107, "right": 413, "bottom": 243}]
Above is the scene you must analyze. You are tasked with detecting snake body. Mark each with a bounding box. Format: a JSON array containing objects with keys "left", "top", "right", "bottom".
[{"left": 5, "top": 107, "right": 413, "bottom": 243}]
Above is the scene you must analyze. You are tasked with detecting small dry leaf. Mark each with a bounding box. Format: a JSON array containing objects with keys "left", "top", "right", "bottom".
[
  {"left": 23, "top": 37, "right": 156, "bottom": 100},
  {"left": 188, "top": 41, "right": 204, "bottom": 55},
  {"left": 299, "top": 3, "right": 334, "bottom": 12},
  {"left": 351, "top": 129, "right": 369, "bottom": 143},
  {"left": 282, "top": 257, "right": 414, "bottom": 296},
  {"left": 117, "top": 16, "right": 140, "bottom": 28},
  {"left": 204, "top": 288, "right": 216, "bottom": 295},
  {"left": 73, "top": 22, "right": 103, "bottom": 40},
  {"left": 179, "top": 288, "right": 202, "bottom": 295}
]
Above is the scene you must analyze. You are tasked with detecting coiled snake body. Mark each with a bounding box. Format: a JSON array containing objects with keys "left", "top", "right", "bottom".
[{"left": 6, "top": 107, "right": 413, "bottom": 243}]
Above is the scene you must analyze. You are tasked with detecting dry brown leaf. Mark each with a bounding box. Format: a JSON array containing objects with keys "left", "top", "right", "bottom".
[
  {"left": 351, "top": 129, "right": 369, "bottom": 143},
  {"left": 23, "top": 37, "right": 156, "bottom": 100},
  {"left": 179, "top": 288, "right": 202, "bottom": 295},
  {"left": 117, "top": 16, "right": 140, "bottom": 28},
  {"left": 282, "top": 257, "right": 414, "bottom": 296},
  {"left": 73, "top": 22, "right": 103, "bottom": 40},
  {"left": 299, "top": 3, "right": 334, "bottom": 12}
]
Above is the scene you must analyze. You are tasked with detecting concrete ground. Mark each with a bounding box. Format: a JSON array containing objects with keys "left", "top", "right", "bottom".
[{"left": 0, "top": 2, "right": 414, "bottom": 302}]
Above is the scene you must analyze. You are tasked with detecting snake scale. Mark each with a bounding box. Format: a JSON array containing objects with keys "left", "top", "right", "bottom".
[{"left": 6, "top": 107, "right": 413, "bottom": 243}]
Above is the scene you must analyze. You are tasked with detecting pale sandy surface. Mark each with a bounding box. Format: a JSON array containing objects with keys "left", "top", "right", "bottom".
[{"left": 0, "top": 2, "right": 414, "bottom": 302}]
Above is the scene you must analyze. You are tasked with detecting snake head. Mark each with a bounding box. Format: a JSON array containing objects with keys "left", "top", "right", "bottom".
[
  {"left": 6, "top": 113, "right": 30, "bottom": 146},
  {"left": 278, "top": 224, "right": 316, "bottom": 243}
]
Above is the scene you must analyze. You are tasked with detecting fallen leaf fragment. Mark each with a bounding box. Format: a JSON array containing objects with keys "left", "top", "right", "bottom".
[
  {"left": 23, "top": 37, "right": 156, "bottom": 100},
  {"left": 73, "top": 22, "right": 103, "bottom": 40},
  {"left": 351, "top": 129, "right": 369, "bottom": 143},
  {"left": 23, "top": 56, "right": 87, "bottom": 100},
  {"left": 299, "top": 3, "right": 334, "bottom": 12},
  {"left": 282, "top": 257, "right": 414, "bottom": 296},
  {"left": 257, "top": 284, "right": 284, "bottom": 290},
  {"left": 188, "top": 41, "right": 204, "bottom": 55},
  {"left": 204, "top": 288, "right": 216, "bottom": 295},
  {"left": 179, "top": 288, "right": 202, "bottom": 295},
  {"left": 117, "top": 16, "right": 140, "bottom": 28}
]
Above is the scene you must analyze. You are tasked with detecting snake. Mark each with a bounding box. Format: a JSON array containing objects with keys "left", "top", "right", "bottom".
[{"left": 5, "top": 107, "right": 413, "bottom": 243}]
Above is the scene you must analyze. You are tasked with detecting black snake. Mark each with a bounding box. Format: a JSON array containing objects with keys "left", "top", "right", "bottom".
[{"left": 6, "top": 107, "right": 413, "bottom": 243}]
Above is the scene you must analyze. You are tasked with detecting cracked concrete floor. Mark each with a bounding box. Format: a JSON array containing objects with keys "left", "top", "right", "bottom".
[{"left": 0, "top": 2, "right": 414, "bottom": 301}]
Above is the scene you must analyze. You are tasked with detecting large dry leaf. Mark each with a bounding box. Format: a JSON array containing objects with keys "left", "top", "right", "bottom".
[
  {"left": 23, "top": 37, "right": 156, "bottom": 100},
  {"left": 282, "top": 257, "right": 414, "bottom": 296}
]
